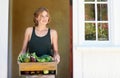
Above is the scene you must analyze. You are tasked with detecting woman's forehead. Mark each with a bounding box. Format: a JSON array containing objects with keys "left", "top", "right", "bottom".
[{"left": 39, "top": 11, "right": 49, "bottom": 16}]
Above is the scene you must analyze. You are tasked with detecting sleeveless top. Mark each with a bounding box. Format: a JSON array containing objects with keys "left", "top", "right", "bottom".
[{"left": 28, "top": 27, "right": 53, "bottom": 57}]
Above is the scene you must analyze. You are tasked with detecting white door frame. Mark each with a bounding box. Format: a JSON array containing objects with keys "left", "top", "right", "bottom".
[{"left": 0, "top": 0, "right": 9, "bottom": 78}]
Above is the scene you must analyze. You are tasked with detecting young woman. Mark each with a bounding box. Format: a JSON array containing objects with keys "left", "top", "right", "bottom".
[{"left": 19, "top": 7, "right": 60, "bottom": 78}]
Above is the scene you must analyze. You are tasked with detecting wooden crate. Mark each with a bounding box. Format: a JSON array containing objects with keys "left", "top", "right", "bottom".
[{"left": 18, "top": 62, "right": 57, "bottom": 76}]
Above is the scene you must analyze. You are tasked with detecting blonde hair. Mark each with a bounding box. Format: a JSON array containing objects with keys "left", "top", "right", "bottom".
[{"left": 33, "top": 7, "right": 50, "bottom": 26}]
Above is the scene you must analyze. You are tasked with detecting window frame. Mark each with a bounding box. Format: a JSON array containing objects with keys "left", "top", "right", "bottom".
[{"left": 74, "top": 0, "right": 112, "bottom": 47}]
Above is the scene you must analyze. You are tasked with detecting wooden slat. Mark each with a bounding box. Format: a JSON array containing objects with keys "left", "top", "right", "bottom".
[{"left": 19, "top": 62, "right": 57, "bottom": 71}]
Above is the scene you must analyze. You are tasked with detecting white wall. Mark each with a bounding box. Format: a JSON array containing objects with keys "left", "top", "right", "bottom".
[
  {"left": 73, "top": 47, "right": 120, "bottom": 78},
  {"left": 0, "top": 0, "right": 9, "bottom": 78},
  {"left": 73, "top": 0, "right": 120, "bottom": 78}
]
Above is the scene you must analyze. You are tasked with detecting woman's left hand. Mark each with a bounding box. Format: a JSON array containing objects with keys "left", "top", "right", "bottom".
[{"left": 54, "top": 54, "right": 60, "bottom": 64}]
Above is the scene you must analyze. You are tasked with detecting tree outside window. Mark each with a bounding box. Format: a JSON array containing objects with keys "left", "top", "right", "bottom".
[{"left": 84, "top": 0, "right": 109, "bottom": 41}]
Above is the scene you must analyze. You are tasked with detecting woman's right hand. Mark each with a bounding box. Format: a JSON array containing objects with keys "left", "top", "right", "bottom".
[{"left": 53, "top": 53, "right": 60, "bottom": 64}]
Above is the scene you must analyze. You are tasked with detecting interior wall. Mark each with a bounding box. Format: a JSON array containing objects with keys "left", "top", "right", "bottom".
[{"left": 12, "top": 0, "right": 70, "bottom": 78}]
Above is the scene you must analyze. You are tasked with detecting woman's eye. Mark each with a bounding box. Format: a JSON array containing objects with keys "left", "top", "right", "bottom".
[
  {"left": 40, "top": 15, "right": 49, "bottom": 18},
  {"left": 41, "top": 15, "right": 44, "bottom": 17}
]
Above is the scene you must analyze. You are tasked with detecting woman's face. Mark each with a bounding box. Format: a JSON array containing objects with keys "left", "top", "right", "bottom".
[{"left": 36, "top": 11, "right": 49, "bottom": 25}]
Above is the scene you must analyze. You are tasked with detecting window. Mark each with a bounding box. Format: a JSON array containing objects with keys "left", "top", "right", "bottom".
[
  {"left": 73, "top": 0, "right": 112, "bottom": 46},
  {"left": 84, "top": 0, "right": 109, "bottom": 41}
]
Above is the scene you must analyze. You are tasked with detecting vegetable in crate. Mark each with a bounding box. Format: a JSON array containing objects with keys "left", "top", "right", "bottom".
[
  {"left": 43, "top": 70, "right": 49, "bottom": 74},
  {"left": 30, "top": 52, "right": 37, "bottom": 62},
  {"left": 18, "top": 52, "right": 53, "bottom": 63},
  {"left": 36, "top": 55, "right": 53, "bottom": 62},
  {"left": 18, "top": 52, "right": 30, "bottom": 63}
]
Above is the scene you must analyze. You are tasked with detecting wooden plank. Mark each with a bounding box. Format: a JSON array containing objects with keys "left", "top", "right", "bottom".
[{"left": 19, "top": 62, "right": 57, "bottom": 71}]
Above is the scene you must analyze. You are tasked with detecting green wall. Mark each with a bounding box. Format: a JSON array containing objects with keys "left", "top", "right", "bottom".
[{"left": 11, "top": 0, "right": 71, "bottom": 78}]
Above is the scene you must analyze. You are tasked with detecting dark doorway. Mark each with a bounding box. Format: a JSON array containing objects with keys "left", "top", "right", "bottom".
[{"left": 9, "top": 0, "right": 73, "bottom": 78}]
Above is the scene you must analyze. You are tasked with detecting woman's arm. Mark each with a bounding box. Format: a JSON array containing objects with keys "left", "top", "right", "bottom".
[
  {"left": 51, "top": 29, "right": 60, "bottom": 64},
  {"left": 19, "top": 27, "right": 32, "bottom": 54}
]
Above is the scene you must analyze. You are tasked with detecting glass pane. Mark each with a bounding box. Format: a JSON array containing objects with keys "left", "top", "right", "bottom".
[
  {"left": 85, "top": 0, "right": 95, "bottom": 2},
  {"left": 85, "top": 4, "right": 95, "bottom": 21},
  {"left": 97, "top": 0, "right": 107, "bottom": 2},
  {"left": 97, "top": 4, "right": 108, "bottom": 21},
  {"left": 98, "top": 23, "right": 109, "bottom": 40},
  {"left": 85, "top": 23, "right": 96, "bottom": 40}
]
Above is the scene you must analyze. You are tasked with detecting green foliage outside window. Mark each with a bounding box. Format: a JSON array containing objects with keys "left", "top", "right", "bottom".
[
  {"left": 97, "top": 0, "right": 107, "bottom": 2},
  {"left": 85, "top": 23, "right": 96, "bottom": 40},
  {"left": 97, "top": 4, "right": 108, "bottom": 21},
  {"left": 98, "top": 23, "right": 109, "bottom": 40},
  {"left": 85, "top": 4, "right": 95, "bottom": 21},
  {"left": 85, "top": 2, "right": 109, "bottom": 41},
  {"left": 85, "top": 0, "right": 95, "bottom": 2}
]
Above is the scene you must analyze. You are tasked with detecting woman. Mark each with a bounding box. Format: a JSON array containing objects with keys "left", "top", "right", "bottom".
[{"left": 19, "top": 7, "right": 60, "bottom": 78}]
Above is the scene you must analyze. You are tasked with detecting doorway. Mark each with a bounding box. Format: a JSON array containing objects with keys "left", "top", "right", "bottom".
[{"left": 9, "top": 0, "right": 72, "bottom": 78}]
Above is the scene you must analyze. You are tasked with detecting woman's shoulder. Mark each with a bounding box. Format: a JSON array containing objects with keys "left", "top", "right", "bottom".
[
  {"left": 25, "top": 26, "right": 34, "bottom": 32},
  {"left": 50, "top": 28, "right": 58, "bottom": 36},
  {"left": 26, "top": 26, "right": 33, "bottom": 31},
  {"left": 50, "top": 28, "right": 57, "bottom": 34},
  {"left": 25, "top": 26, "right": 34, "bottom": 34}
]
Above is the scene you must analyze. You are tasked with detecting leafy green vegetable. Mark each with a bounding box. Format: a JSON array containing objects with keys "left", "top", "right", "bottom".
[
  {"left": 18, "top": 52, "right": 53, "bottom": 63},
  {"left": 18, "top": 52, "right": 30, "bottom": 63}
]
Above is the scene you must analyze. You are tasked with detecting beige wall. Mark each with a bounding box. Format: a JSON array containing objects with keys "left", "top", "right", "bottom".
[{"left": 11, "top": 0, "right": 70, "bottom": 78}]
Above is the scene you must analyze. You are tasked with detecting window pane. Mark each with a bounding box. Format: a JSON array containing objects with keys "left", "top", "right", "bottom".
[
  {"left": 85, "top": 23, "right": 96, "bottom": 40},
  {"left": 97, "top": 0, "right": 107, "bottom": 2},
  {"left": 85, "top": 0, "right": 95, "bottom": 2},
  {"left": 85, "top": 4, "right": 95, "bottom": 21},
  {"left": 97, "top": 4, "right": 108, "bottom": 21},
  {"left": 98, "top": 23, "right": 109, "bottom": 40}
]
